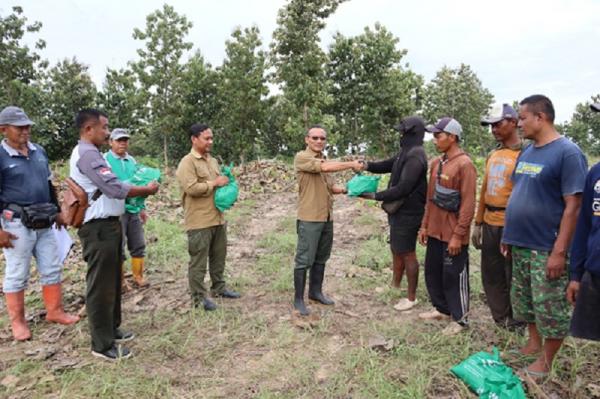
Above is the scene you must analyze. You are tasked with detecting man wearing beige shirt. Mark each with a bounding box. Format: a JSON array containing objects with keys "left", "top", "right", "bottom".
[
  {"left": 176, "top": 123, "right": 240, "bottom": 311},
  {"left": 293, "top": 125, "right": 362, "bottom": 315}
]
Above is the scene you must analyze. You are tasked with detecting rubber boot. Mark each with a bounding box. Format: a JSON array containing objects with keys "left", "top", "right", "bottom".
[
  {"left": 42, "top": 284, "right": 80, "bottom": 325},
  {"left": 293, "top": 269, "right": 309, "bottom": 316},
  {"left": 308, "top": 264, "right": 334, "bottom": 305},
  {"left": 5, "top": 291, "right": 31, "bottom": 341},
  {"left": 121, "top": 262, "right": 132, "bottom": 293},
  {"left": 131, "top": 257, "right": 149, "bottom": 288}
]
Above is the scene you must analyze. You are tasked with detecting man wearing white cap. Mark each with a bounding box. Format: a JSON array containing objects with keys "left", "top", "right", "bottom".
[
  {"left": 418, "top": 117, "right": 477, "bottom": 335},
  {"left": 472, "top": 104, "right": 523, "bottom": 330},
  {"left": 0, "top": 106, "right": 79, "bottom": 341},
  {"left": 105, "top": 128, "right": 149, "bottom": 290}
]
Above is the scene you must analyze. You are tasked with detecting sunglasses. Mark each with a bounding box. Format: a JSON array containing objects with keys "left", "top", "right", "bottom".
[{"left": 309, "top": 136, "right": 327, "bottom": 141}]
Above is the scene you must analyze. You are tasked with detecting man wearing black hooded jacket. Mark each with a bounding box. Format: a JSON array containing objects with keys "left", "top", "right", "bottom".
[{"left": 358, "top": 116, "right": 428, "bottom": 311}]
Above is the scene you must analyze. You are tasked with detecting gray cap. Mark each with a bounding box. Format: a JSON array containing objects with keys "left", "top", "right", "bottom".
[
  {"left": 591, "top": 103, "right": 600, "bottom": 112},
  {"left": 110, "top": 128, "right": 130, "bottom": 140},
  {"left": 481, "top": 103, "right": 518, "bottom": 126},
  {"left": 426, "top": 117, "right": 463, "bottom": 138},
  {"left": 0, "top": 106, "right": 34, "bottom": 126}
]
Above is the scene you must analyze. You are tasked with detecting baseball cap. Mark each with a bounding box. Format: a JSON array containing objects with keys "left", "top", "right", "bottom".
[
  {"left": 480, "top": 103, "right": 518, "bottom": 126},
  {"left": 110, "top": 128, "right": 130, "bottom": 140},
  {"left": 591, "top": 103, "right": 600, "bottom": 112},
  {"left": 0, "top": 106, "right": 34, "bottom": 126},
  {"left": 426, "top": 117, "right": 462, "bottom": 138}
]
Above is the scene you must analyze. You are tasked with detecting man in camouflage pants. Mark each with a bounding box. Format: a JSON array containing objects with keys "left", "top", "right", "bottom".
[{"left": 502, "top": 95, "right": 587, "bottom": 377}]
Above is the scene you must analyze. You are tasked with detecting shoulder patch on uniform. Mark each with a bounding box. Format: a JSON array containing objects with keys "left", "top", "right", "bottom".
[{"left": 99, "top": 167, "right": 112, "bottom": 175}]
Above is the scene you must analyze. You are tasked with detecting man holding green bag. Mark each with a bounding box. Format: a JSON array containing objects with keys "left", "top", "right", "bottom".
[
  {"left": 293, "top": 125, "right": 362, "bottom": 315},
  {"left": 105, "top": 128, "right": 149, "bottom": 289},
  {"left": 176, "top": 123, "right": 240, "bottom": 311}
]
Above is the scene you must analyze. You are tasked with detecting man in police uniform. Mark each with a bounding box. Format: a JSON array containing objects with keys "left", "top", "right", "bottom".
[
  {"left": 70, "top": 109, "right": 159, "bottom": 360},
  {"left": 0, "top": 106, "right": 80, "bottom": 341},
  {"left": 293, "top": 125, "right": 362, "bottom": 316}
]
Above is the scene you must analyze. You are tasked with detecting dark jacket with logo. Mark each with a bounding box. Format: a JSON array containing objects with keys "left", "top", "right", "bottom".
[{"left": 571, "top": 162, "right": 600, "bottom": 281}]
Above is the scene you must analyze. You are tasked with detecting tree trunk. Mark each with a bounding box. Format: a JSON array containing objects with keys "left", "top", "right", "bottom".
[{"left": 163, "top": 134, "right": 169, "bottom": 175}]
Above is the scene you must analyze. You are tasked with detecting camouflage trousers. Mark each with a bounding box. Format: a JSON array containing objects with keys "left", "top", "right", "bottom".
[{"left": 511, "top": 246, "right": 571, "bottom": 339}]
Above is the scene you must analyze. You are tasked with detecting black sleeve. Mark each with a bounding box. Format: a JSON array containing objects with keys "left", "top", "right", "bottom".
[
  {"left": 365, "top": 156, "right": 396, "bottom": 174},
  {"left": 374, "top": 155, "right": 425, "bottom": 202}
]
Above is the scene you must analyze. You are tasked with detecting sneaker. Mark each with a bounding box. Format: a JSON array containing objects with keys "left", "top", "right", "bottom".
[
  {"left": 442, "top": 321, "right": 466, "bottom": 336},
  {"left": 114, "top": 328, "right": 135, "bottom": 343},
  {"left": 393, "top": 298, "right": 418, "bottom": 312},
  {"left": 202, "top": 298, "right": 217, "bottom": 311},
  {"left": 418, "top": 308, "right": 450, "bottom": 320},
  {"left": 215, "top": 289, "right": 241, "bottom": 299},
  {"left": 92, "top": 345, "right": 132, "bottom": 361}
]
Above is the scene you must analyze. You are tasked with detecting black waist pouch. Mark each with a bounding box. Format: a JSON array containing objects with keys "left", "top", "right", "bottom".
[
  {"left": 21, "top": 203, "right": 58, "bottom": 229},
  {"left": 432, "top": 182, "right": 460, "bottom": 212},
  {"left": 431, "top": 156, "right": 461, "bottom": 213}
]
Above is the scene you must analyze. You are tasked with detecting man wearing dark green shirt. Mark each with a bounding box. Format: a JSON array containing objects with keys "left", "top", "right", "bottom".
[{"left": 105, "top": 128, "right": 148, "bottom": 289}]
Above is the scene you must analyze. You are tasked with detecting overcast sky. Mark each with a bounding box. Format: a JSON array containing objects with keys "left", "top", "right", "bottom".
[{"left": 5, "top": 0, "right": 600, "bottom": 123}]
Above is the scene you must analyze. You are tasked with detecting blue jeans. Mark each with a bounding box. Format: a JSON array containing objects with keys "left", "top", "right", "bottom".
[{"left": 1, "top": 217, "right": 62, "bottom": 292}]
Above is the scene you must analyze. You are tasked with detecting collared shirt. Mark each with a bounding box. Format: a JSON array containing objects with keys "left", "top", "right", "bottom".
[
  {"left": 421, "top": 152, "right": 477, "bottom": 245},
  {"left": 104, "top": 150, "right": 140, "bottom": 214},
  {"left": 475, "top": 142, "right": 522, "bottom": 227},
  {"left": 70, "top": 140, "right": 130, "bottom": 223},
  {"left": 175, "top": 149, "right": 224, "bottom": 231},
  {"left": 0, "top": 140, "right": 52, "bottom": 205},
  {"left": 294, "top": 148, "right": 335, "bottom": 222}
]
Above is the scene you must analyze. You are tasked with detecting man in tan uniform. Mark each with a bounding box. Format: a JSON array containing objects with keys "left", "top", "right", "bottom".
[
  {"left": 176, "top": 123, "right": 240, "bottom": 311},
  {"left": 293, "top": 125, "right": 362, "bottom": 315}
]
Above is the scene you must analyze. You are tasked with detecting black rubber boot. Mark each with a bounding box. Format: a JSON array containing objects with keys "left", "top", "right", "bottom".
[
  {"left": 294, "top": 269, "right": 309, "bottom": 316},
  {"left": 308, "top": 264, "right": 334, "bottom": 305}
]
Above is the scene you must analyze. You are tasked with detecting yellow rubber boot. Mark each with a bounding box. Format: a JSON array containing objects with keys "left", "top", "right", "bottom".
[{"left": 131, "top": 257, "right": 149, "bottom": 288}]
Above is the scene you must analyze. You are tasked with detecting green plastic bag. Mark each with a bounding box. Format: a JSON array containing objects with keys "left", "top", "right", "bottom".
[
  {"left": 346, "top": 173, "right": 380, "bottom": 197},
  {"left": 125, "top": 165, "right": 161, "bottom": 211},
  {"left": 450, "top": 348, "right": 526, "bottom": 399},
  {"left": 214, "top": 164, "right": 238, "bottom": 212}
]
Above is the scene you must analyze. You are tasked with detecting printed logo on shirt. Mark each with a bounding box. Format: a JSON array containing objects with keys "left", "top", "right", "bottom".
[
  {"left": 594, "top": 179, "right": 600, "bottom": 194},
  {"left": 515, "top": 161, "right": 544, "bottom": 177},
  {"left": 593, "top": 199, "right": 600, "bottom": 216}
]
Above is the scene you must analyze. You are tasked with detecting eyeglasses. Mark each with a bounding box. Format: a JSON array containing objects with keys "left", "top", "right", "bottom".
[{"left": 309, "top": 136, "right": 327, "bottom": 141}]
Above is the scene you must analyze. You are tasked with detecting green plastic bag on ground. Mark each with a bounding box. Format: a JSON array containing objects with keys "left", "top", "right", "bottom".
[
  {"left": 125, "top": 165, "right": 161, "bottom": 211},
  {"left": 346, "top": 173, "right": 380, "bottom": 197},
  {"left": 214, "top": 165, "right": 238, "bottom": 212},
  {"left": 450, "top": 347, "right": 526, "bottom": 399}
]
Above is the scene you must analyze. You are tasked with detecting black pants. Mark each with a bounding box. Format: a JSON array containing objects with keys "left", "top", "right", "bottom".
[
  {"left": 78, "top": 218, "right": 123, "bottom": 352},
  {"left": 424, "top": 237, "right": 470, "bottom": 323},
  {"left": 481, "top": 223, "right": 514, "bottom": 324},
  {"left": 570, "top": 271, "right": 600, "bottom": 341}
]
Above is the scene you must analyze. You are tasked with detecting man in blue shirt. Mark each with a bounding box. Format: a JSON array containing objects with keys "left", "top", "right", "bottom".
[
  {"left": 502, "top": 95, "right": 587, "bottom": 377},
  {"left": 567, "top": 102, "right": 600, "bottom": 341},
  {"left": 0, "top": 106, "right": 80, "bottom": 341}
]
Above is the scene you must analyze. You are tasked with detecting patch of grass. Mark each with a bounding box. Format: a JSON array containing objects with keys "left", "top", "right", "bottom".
[
  {"left": 143, "top": 216, "right": 187, "bottom": 277},
  {"left": 353, "top": 236, "right": 391, "bottom": 271}
]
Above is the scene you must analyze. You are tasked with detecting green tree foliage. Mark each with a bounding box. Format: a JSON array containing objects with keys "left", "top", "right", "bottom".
[
  {"left": 98, "top": 68, "right": 147, "bottom": 136},
  {"left": 0, "top": 6, "right": 48, "bottom": 107},
  {"left": 215, "top": 26, "right": 269, "bottom": 163},
  {"left": 270, "top": 0, "right": 347, "bottom": 154},
  {"left": 36, "top": 58, "right": 97, "bottom": 160},
  {"left": 327, "top": 23, "right": 422, "bottom": 155},
  {"left": 562, "top": 94, "right": 600, "bottom": 156},
  {"left": 422, "top": 64, "right": 494, "bottom": 156},
  {"left": 132, "top": 4, "right": 193, "bottom": 167},
  {"left": 170, "top": 53, "right": 223, "bottom": 163}
]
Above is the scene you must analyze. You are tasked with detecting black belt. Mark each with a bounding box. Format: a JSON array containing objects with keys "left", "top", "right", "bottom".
[
  {"left": 85, "top": 216, "right": 120, "bottom": 224},
  {"left": 485, "top": 204, "right": 506, "bottom": 212}
]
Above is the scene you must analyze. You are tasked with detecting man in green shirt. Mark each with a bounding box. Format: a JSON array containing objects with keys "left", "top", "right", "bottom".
[{"left": 105, "top": 128, "right": 148, "bottom": 289}]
